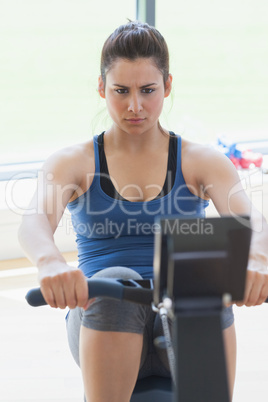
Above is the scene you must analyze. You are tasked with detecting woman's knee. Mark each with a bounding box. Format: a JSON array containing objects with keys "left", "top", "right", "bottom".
[
  {"left": 82, "top": 267, "right": 149, "bottom": 333},
  {"left": 91, "top": 266, "right": 143, "bottom": 280},
  {"left": 66, "top": 307, "right": 83, "bottom": 367},
  {"left": 66, "top": 267, "right": 149, "bottom": 367}
]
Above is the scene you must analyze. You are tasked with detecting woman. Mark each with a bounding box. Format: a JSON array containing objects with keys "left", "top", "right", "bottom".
[{"left": 19, "top": 21, "right": 268, "bottom": 402}]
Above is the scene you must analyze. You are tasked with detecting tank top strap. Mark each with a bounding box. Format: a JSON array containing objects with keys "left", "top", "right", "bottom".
[
  {"left": 93, "top": 134, "right": 101, "bottom": 173},
  {"left": 176, "top": 134, "right": 182, "bottom": 165},
  {"left": 174, "top": 134, "right": 183, "bottom": 183}
]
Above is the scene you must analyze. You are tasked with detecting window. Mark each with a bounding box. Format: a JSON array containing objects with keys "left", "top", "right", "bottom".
[
  {"left": 0, "top": 0, "right": 136, "bottom": 260},
  {"left": 157, "top": 0, "right": 268, "bottom": 144},
  {"left": 1, "top": 0, "right": 136, "bottom": 164}
]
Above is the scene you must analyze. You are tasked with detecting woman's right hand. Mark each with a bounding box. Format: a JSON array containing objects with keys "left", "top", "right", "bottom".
[{"left": 38, "top": 261, "right": 90, "bottom": 310}]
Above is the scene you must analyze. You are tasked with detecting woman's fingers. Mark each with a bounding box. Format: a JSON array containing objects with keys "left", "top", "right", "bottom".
[
  {"left": 64, "top": 269, "right": 89, "bottom": 309},
  {"left": 40, "top": 267, "right": 89, "bottom": 309},
  {"left": 40, "top": 281, "right": 57, "bottom": 308},
  {"left": 53, "top": 283, "right": 67, "bottom": 309},
  {"left": 236, "top": 270, "right": 268, "bottom": 307},
  {"left": 40, "top": 273, "right": 66, "bottom": 308},
  {"left": 73, "top": 271, "right": 90, "bottom": 309}
]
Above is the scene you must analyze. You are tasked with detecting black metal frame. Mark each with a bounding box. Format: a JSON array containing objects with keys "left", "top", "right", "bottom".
[
  {"left": 155, "top": 216, "right": 252, "bottom": 402},
  {"left": 173, "top": 297, "right": 229, "bottom": 402}
]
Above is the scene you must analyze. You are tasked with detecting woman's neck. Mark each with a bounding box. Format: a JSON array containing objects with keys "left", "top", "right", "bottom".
[{"left": 104, "top": 124, "right": 170, "bottom": 154}]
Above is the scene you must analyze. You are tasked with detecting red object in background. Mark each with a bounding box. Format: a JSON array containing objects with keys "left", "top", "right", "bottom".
[
  {"left": 239, "top": 150, "right": 263, "bottom": 169},
  {"left": 217, "top": 136, "right": 264, "bottom": 169},
  {"left": 229, "top": 155, "right": 241, "bottom": 168}
]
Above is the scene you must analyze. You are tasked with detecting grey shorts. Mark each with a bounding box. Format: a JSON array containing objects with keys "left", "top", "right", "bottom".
[{"left": 65, "top": 266, "right": 234, "bottom": 379}]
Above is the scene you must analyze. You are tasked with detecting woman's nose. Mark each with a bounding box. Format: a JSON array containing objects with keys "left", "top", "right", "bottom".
[{"left": 128, "top": 93, "right": 143, "bottom": 113}]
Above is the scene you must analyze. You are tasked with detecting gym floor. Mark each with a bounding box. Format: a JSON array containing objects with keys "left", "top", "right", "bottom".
[{"left": 0, "top": 265, "right": 268, "bottom": 402}]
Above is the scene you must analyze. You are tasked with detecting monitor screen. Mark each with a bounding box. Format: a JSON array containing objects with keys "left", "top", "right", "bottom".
[{"left": 153, "top": 216, "right": 251, "bottom": 305}]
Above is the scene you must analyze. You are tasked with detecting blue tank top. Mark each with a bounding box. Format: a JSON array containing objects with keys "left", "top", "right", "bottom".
[{"left": 67, "top": 134, "right": 209, "bottom": 279}]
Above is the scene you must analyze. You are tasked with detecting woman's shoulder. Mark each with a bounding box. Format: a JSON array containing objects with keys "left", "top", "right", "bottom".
[
  {"left": 41, "top": 139, "right": 95, "bottom": 185},
  {"left": 180, "top": 137, "right": 238, "bottom": 198},
  {"left": 181, "top": 137, "right": 232, "bottom": 167}
]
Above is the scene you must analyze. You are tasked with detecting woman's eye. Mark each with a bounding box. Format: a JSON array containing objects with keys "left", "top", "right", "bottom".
[
  {"left": 115, "top": 89, "right": 128, "bottom": 94},
  {"left": 142, "top": 88, "right": 155, "bottom": 94},
  {"left": 115, "top": 88, "right": 155, "bottom": 94}
]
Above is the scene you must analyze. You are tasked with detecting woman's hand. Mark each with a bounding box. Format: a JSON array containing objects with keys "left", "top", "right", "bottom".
[
  {"left": 235, "top": 258, "right": 268, "bottom": 307},
  {"left": 38, "top": 261, "right": 90, "bottom": 310}
]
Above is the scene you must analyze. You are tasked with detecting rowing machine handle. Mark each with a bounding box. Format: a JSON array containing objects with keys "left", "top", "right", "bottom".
[
  {"left": 25, "top": 278, "right": 268, "bottom": 308},
  {"left": 25, "top": 278, "right": 154, "bottom": 307}
]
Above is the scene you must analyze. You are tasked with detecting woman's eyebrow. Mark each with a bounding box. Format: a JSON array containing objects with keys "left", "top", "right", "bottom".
[
  {"left": 112, "top": 83, "right": 157, "bottom": 88},
  {"left": 140, "top": 83, "right": 157, "bottom": 88}
]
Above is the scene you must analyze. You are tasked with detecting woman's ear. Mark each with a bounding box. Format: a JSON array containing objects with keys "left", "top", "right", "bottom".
[
  {"left": 98, "top": 75, "right": 106, "bottom": 99},
  {"left": 164, "top": 74, "right": 173, "bottom": 98}
]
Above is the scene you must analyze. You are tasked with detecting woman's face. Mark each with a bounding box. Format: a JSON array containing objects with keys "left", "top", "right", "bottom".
[{"left": 98, "top": 58, "right": 172, "bottom": 136}]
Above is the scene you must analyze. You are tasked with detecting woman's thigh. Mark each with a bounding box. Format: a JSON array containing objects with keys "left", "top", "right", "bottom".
[
  {"left": 66, "top": 267, "right": 151, "bottom": 368},
  {"left": 66, "top": 269, "right": 234, "bottom": 379}
]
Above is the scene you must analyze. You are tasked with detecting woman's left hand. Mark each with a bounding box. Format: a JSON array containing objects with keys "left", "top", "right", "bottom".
[{"left": 235, "top": 259, "right": 268, "bottom": 307}]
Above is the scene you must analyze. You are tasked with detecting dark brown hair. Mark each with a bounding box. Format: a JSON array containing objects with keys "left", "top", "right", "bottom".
[{"left": 100, "top": 21, "right": 169, "bottom": 85}]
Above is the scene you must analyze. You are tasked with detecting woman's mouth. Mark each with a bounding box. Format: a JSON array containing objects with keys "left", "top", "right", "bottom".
[{"left": 125, "top": 118, "right": 145, "bottom": 124}]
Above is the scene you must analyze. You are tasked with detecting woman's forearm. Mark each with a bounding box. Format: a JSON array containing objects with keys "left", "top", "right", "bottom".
[{"left": 18, "top": 213, "right": 66, "bottom": 268}]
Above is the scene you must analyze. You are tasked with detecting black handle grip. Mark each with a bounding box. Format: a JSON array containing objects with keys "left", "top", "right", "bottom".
[
  {"left": 25, "top": 279, "right": 268, "bottom": 308},
  {"left": 25, "top": 287, "right": 47, "bottom": 307},
  {"left": 25, "top": 278, "right": 153, "bottom": 307}
]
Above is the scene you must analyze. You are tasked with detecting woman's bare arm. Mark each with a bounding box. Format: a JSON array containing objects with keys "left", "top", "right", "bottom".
[
  {"left": 18, "top": 143, "right": 94, "bottom": 309},
  {"left": 194, "top": 146, "right": 268, "bottom": 306}
]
